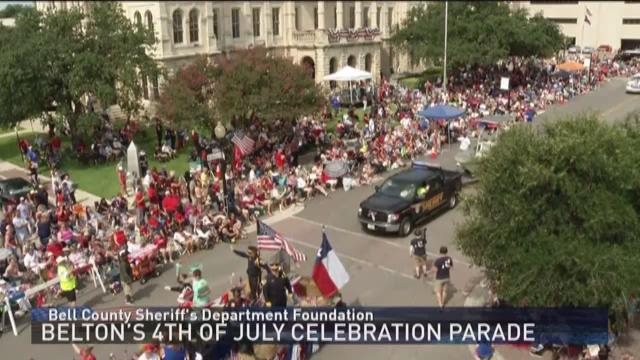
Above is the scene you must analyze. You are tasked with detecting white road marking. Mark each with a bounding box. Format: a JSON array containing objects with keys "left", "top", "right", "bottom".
[{"left": 290, "top": 215, "right": 472, "bottom": 267}]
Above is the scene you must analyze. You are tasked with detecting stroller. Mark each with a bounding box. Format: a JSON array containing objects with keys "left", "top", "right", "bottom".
[{"left": 129, "top": 247, "right": 161, "bottom": 285}]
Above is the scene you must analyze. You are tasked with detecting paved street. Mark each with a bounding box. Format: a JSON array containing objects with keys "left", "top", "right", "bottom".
[{"left": 1, "top": 77, "right": 639, "bottom": 359}]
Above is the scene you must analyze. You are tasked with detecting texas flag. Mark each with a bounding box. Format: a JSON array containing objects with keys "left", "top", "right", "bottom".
[{"left": 312, "top": 231, "right": 350, "bottom": 298}]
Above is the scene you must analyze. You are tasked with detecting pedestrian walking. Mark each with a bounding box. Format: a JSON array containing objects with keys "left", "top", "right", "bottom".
[
  {"left": 409, "top": 228, "right": 428, "bottom": 279},
  {"left": 57, "top": 256, "right": 77, "bottom": 307},
  {"left": 432, "top": 246, "right": 453, "bottom": 308},
  {"left": 118, "top": 248, "right": 134, "bottom": 305}
]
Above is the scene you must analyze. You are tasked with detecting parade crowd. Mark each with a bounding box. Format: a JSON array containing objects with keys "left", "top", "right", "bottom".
[{"left": 0, "top": 54, "right": 638, "bottom": 359}]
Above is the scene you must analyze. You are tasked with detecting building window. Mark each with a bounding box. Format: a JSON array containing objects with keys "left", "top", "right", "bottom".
[
  {"left": 529, "top": 1, "right": 578, "bottom": 4},
  {"left": 295, "top": 7, "right": 299, "bottom": 30},
  {"left": 329, "top": 57, "right": 337, "bottom": 88},
  {"left": 142, "top": 76, "right": 149, "bottom": 100},
  {"left": 212, "top": 9, "right": 219, "bottom": 39},
  {"left": 387, "top": 7, "right": 393, "bottom": 31},
  {"left": 231, "top": 8, "right": 240, "bottom": 38},
  {"left": 546, "top": 17, "right": 578, "bottom": 24},
  {"left": 172, "top": 9, "right": 183, "bottom": 44},
  {"left": 272, "top": 7, "right": 280, "bottom": 36},
  {"left": 252, "top": 8, "right": 261, "bottom": 36},
  {"left": 363, "top": 7, "right": 369, "bottom": 28},
  {"left": 349, "top": 7, "right": 355, "bottom": 28},
  {"left": 623, "top": 18, "right": 640, "bottom": 25},
  {"left": 189, "top": 9, "right": 199, "bottom": 43},
  {"left": 347, "top": 55, "right": 356, "bottom": 67},
  {"left": 145, "top": 11, "right": 153, "bottom": 32},
  {"left": 376, "top": 7, "right": 381, "bottom": 28},
  {"left": 314, "top": 7, "right": 318, "bottom": 29},
  {"left": 134, "top": 11, "right": 141, "bottom": 25},
  {"left": 152, "top": 75, "right": 159, "bottom": 99},
  {"left": 365, "top": 53, "right": 372, "bottom": 72}
]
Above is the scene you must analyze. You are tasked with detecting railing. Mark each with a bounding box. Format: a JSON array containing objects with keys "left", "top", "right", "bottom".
[
  {"left": 324, "top": 28, "right": 381, "bottom": 44},
  {"left": 292, "top": 30, "right": 316, "bottom": 45}
]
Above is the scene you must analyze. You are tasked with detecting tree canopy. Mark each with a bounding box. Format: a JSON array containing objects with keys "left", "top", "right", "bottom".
[
  {"left": 159, "top": 47, "right": 325, "bottom": 131},
  {"left": 392, "top": 2, "right": 565, "bottom": 70},
  {"left": 0, "top": 4, "right": 33, "bottom": 18},
  {"left": 158, "top": 56, "right": 216, "bottom": 131},
  {"left": 456, "top": 115, "right": 640, "bottom": 314},
  {"left": 0, "top": 3, "right": 159, "bottom": 141}
]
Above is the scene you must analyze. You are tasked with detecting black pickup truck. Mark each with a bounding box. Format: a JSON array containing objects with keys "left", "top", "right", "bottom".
[{"left": 357, "top": 161, "right": 463, "bottom": 237}]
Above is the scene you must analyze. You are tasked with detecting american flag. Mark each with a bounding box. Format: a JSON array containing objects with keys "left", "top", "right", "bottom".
[
  {"left": 231, "top": 131, "right": 255, "bottom": 156},
  {"left": 257, "top": 220, "right": 307, "bottom": 263}
]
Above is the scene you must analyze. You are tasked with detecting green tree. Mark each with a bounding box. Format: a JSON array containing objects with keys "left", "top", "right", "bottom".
[
  {"left": 0, "top": 3, "right": 160, "bottom": 142},
  {"left": 456, "top": 115, "right": 640, "bottom": 313},
  {"left": 211, "top": 47, "right": 325, "bottom": 129},
  {"left": 392, "top": 2, "right": 564, "bottom": 70},
  {"left": 158, "top": 56, "right": 216, "bottom": 131},
  {"left": 0, "top": 4, "right": 33, "bottom": 18}
]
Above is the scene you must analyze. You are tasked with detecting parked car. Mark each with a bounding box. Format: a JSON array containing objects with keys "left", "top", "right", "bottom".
[
  {"left": 582, "top": 46, "right": 595, "bottom": 54},
  {"left": 358, "top": 161, "right": 463, "bottom": 237},
  {"left": 568, "top": 46, "right": 581, "bottom": 54},
  {"left": 626, "top": 74, "right": 640, "bottom": 94},
  {"left": 0, "top": 177, "right": 33, "bottom": 207}
]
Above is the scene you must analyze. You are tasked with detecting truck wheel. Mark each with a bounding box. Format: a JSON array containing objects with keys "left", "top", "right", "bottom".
[
  {"left": 449, "top": 194, "right": 458, "bottom": 209},
  {"left": 399, "top": 218, "right": 412, "bottom": 237}
]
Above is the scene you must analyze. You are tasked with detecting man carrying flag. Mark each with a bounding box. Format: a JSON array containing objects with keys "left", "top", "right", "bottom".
[{"left": 312, "top": 229, "right": 350, "bottom": 298}]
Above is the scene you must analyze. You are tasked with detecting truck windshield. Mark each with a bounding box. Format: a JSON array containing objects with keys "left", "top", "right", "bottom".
[{"left": 379, "top": 179, "right": 416, "bottom": 201}]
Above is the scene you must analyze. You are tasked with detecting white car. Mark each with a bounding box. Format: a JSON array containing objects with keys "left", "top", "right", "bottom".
[{"left": 626, "top": 74, "right": 640, "bottom": 94}]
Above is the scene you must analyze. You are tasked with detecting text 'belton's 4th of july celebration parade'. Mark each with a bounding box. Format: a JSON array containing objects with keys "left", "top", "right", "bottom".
[{"left": 32, "top": 307, "right": 539, "bottom": 345}]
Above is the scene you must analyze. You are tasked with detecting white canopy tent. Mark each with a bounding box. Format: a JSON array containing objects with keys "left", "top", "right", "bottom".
[{"left": 323, "top": 66, "right": 373, "bottom": 103}]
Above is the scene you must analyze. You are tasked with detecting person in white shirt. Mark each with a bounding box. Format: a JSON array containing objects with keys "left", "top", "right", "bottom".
[
  {"left": 23, "top": 245, "right": 41, "bottom": 275},
  {"left": 142, "top": 172, "right": 153, "bottom": 190}
]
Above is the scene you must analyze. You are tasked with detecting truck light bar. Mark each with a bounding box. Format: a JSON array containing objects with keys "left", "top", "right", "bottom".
[{"left": 412, "top": 161, "right": 442, "bottom": 170}]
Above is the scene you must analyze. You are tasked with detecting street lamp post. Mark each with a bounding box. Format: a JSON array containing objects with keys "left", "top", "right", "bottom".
[{"left": 214, "top": 121, "right": 228, "bottom": 214}]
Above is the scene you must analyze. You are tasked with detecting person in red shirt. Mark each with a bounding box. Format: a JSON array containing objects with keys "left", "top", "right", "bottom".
[
  {"left": 46, "top": 240, "right": 64, "bottom": 259},
  {"left": 147, "top": 183, "right": 158, "bottom": 205},
  {"left": 134, "top": 188, "right": 146, "bottom": 225},
  {"left": 50, "top": 136, "right": 62, "bottom": 153},
  {"left": 275, "top": 149, "right": 286, "bottom": 171},
  {"left": 161, "top": 191, "right": 179, "bottom": 213},
  {"left": 113, "top": 227, "right": 127, "bottom": 249}
]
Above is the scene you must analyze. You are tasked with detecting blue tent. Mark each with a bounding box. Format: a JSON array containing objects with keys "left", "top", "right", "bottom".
[{"left": 417, "top": 104, "right": 464, "bottom": 120}]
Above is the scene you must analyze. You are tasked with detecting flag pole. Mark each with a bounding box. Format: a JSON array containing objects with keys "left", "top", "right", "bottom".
[
  {"left": 581, "top": 8, "right": 586, "bottom": 49},
  {"left": 443, "top": 1, "right": 448, "bottom": 91}
]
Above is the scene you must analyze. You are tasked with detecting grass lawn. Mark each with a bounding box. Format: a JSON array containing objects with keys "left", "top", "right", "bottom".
[
  {"left": 0, "top": 128, "right": 191, "bottom": 199},
  {"left": 398, "top": 67, "right": 443, "bottom": 90}
]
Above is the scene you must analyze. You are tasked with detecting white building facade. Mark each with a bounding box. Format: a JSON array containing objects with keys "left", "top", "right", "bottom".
[
  {"left": 36, "top": 1, "right": 420, "bottom": 102},
  {"left": 513, "top": 1, "right": 640, "bottom": 51}
]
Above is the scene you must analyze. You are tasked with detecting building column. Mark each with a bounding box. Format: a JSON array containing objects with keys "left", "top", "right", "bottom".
[
  {"left": 381, "top": 6, "right": 388, "bottom": 35},
  {"left": 355, "top": 1, "right": 362, "bottom": 29},
  {"left": 263, "top": 2, "right": 272, "bottom": 46},
  {"left": 371, "top": 2, "right": 378, "bottom": 29},
  {"left": 317, "top": 1, "right": 325, "bottom": 30},
  {"left": 336, "top": 1, "right": 344, "bottom": 29},
  {"left": 285, "top": 1, "right": 295, "bottom": 44}
]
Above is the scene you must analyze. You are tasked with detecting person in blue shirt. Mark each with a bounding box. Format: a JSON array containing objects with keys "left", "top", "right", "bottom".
[{"left": 475, "top": 342, "right": 494, "bottom": 360}]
